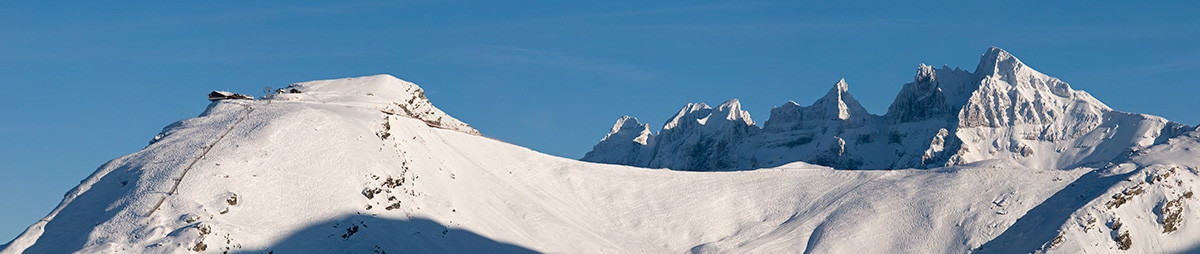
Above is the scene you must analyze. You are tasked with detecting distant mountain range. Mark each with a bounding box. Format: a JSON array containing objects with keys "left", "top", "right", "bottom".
[{"left": 585, "top": 47, "right": 1193, "bottom": 171}]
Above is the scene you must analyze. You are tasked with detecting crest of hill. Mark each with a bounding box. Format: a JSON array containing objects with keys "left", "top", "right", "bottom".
[{"left": 278, "top": 74, "right": 479, "bottom": 135}]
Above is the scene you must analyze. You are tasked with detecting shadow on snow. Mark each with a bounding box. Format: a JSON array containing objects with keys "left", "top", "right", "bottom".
[
  {"left": 975, "top": 167, "right": 1138, "bottom": 253},
  {"left": 236, "top": 215, "right": 537, "bottom": 254}
]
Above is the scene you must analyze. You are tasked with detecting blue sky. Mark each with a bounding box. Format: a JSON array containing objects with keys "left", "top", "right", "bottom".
[{"left": 2, "top": 1, "right": 1199, "bottom": 241}]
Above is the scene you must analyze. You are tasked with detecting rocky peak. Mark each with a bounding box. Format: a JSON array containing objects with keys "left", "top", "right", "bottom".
[
  {"left": 975, "top": 47, "right": 1021, "bottom": 77},
  {"left": 642, "top": 99, "right": 760, "bottom": 170},
  {"left": 885, "top": 64, "right": 954, "bottom": 123},
  {"left": 959, "top": 47, "right": 1112, "bottom": 131},
  {"left": 663, "top": 103, "right": 713, "bottom": 131},
  {"left": 764, "top": 80, "right": 874, "bottom": 132},
  {"left": 810, "top": 79, "right": 868, "bottom": 122},
  {"left": 582, "top": 116, "right": 654, "bottom": 165},
  {"left": 763, "top": 101, "right": 804, "bottom": 132},
  {"left": 603, "top": 116, "right": 652, "bottom": 145},
  {"left": 971, "top": 47, "right": 1081, "bottom": 99},
  {"left": 711, "top": 99, "right": 755, "bottom": 126}
]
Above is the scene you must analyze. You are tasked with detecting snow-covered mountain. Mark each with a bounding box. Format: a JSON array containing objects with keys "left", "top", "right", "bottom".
[
  {"left": 4, "top": 48, "right": 1200, "bottom": 253},
  {"left": 584, "top": 47, "right": 1192, "bottom": 172}
]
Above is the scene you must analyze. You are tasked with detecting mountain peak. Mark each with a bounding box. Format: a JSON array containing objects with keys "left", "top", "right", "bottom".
[
  {"left": 717, "top": 98, "right": 741, "bottom": 108},
  {"left": 601, "top": 116, "right": 653, "bottom": 146},
  {"left": 608, "top": 116, "right": 646, "bottom": 138},
  {"left": 812, "top": 79, "right": 867, "bottom": 121},
  {"left": 582, "top": 115, "right": 653, "bottom": 165},
  {"left": 713, "top": 99, "right": 754, "bottom": 125},
  {"left": 959, "top": 47, "right": 1113, "bottom": 139},
  {"left": 916, "top": 64, "right": 936, "bottom": 83},
  {"left": 975, "top": 46, "right": 1028, "bottom": 79},
  {"left": 834, "top": 78, "right": 849, "bottom": 92},
  {"left": 663, "top": 103, "right": 713, "bottom": 130}
]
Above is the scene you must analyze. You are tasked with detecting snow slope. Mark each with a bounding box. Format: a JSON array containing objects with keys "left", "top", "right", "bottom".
[
  {"left": 4, "top": 73, "right": 1199, "bottom": 253},
  {"left": 585, "top": 47, "right": 1190, "bottom": 172}
]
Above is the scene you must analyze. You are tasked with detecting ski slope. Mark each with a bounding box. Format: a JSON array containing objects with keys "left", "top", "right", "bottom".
[{"left": 3, "top": 73, "right": 1199, "bottom": 253}]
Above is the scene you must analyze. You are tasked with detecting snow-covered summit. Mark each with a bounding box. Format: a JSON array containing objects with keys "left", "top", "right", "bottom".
[
  {"left": 807, "top": 79, "right": 870, "bottom": 122},
  {"left": 760, "top": 79, "right": 871, "bottom": 132},
  {"left": 603, "top": 116, "right": 652, "bottom": 145},
  {"left": 581, "top": 116, "right": 654, "bottom": 166},
  {"left": 960, "top": 47, "right": 1111, "bottom": 131},
  {"left": 279, "top": 74, "right": 480, "bottom": 135},
  {"left": 663, "top": 102, "right": 713, "bottom": 130},
  {"left": 976, "top": 46, "right": 1045, "bottom": 82},
  {"left": 650, "top": 99, "right": 759, "bottom": 170},
  {"left": 711, "top": 99, "right": 754, "bottom": 126}
]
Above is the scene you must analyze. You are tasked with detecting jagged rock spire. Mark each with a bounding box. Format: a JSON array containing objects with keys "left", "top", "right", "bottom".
[{"left": 810, "top": 79, "right": 869, "bottom": 121}]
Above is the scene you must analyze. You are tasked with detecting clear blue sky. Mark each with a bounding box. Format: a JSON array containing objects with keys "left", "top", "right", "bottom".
[{"left": 2, "top": 1, "right": 1198, "bottom": 242}]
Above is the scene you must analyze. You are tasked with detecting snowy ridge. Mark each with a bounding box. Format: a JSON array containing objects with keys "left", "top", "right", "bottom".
[
  {"left": 585, "top": 47, "right": 1193, "bottom": 171},
  {"left": 4, "top": 56, "right": 1200, "bottom": 253},
  {"left": 279, "top": 74, "right": 480, "bottom": 135}
]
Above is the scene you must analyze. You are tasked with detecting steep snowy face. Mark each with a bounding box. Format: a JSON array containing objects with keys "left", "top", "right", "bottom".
[
  {"left": 880, "top": 47, "right": 1148, "bottom": 169},
  {"left": 946, "top": 48, "right": 1131, "bottom": 168},
  {"left": 958, "top": 47, "right": 1110, "bottom": 138},
  {"left": 581, "top": 116, "right": 653, "bottom": 165}
]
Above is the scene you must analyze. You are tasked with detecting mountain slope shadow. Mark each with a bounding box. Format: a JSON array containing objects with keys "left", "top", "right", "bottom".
[
  {"left": 236, "top": 215, "right": 537, "bottom": 254},
  {"left": 21, "top": 162, "right": 142, "bottom": 253},
  {"left": 975, "top": 167, "right": 1138, "bottom": 253}
]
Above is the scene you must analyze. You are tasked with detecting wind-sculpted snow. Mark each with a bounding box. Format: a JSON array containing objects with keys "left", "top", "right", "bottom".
[
  {"left": 4, "top": 53, "right": 1199, "bottom": 253},
  {"left": 586, "top": 47, "right": 1193, "bottom": 171}
]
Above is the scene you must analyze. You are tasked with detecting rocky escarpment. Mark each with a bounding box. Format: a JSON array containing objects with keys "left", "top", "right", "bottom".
[{"left": 584, "top": 47, "right": 1193, "bottom": 171}]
